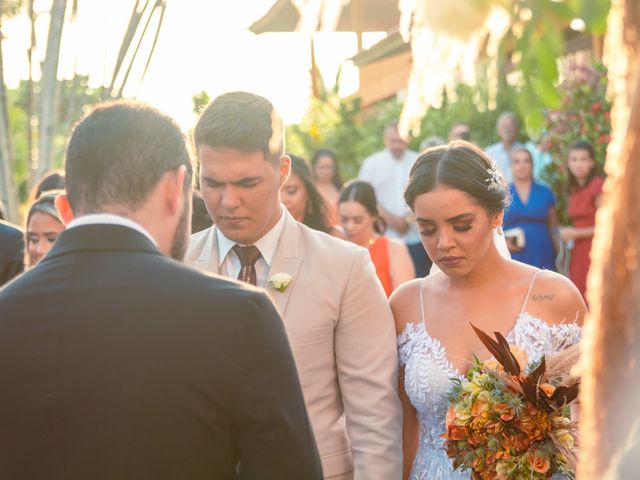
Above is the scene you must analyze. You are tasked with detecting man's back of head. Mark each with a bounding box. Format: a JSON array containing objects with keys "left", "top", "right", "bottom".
[
  {"left": 66, "top": 101, "right": 193, "bottom": 216},
  {"left": 61, "top": 101, "right": 194, "bottom": 259}
]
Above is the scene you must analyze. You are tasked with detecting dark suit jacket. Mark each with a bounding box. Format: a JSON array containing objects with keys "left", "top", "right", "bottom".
[
  {"left": 0, "top": 224, "right": 322, "bottom": 480},
  {"left": 0, "top": 220, "right": 24, "bottom": 286}
]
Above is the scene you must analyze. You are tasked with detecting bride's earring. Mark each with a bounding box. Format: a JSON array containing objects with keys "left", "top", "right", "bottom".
[{"left": 496, "top": 225, "right": 503, "bottom": 235}]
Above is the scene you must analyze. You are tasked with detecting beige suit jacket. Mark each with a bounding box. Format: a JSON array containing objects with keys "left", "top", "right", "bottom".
[{"left": 186, "top": 211, "right": 402, "bottom": 479}]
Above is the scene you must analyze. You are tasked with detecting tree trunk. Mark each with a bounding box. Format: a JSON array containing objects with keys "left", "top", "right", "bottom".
[
  {"left": 37, "top": 0, "right": 67, "bottom": 181},
  {"left": 0, "top": 2, "right": 19, "bottom": 222},
  {"left": 578, "top": 0, "right": 640, "bottom": 478},
  {"left": 27, "top": 0, "right": 36, "bottom": 183}
]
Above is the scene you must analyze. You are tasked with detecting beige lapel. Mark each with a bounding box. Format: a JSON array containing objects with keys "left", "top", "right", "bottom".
[
  {"left": 266, "top": 212, "right": 302, "bottom": 318},
  {"left": 194, "top": 226, "right": 221, "bottom": 274}
]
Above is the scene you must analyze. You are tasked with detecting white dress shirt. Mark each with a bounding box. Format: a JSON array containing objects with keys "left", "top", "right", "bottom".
[
  {"left": 358, "top": 148, "right": 420, "bottom": 244},
  {"left": 216, "top": 206, "right": 287, "bottom": 287},
  {"left": 67, "top": 213, "right": 157, "bottom": 246}
]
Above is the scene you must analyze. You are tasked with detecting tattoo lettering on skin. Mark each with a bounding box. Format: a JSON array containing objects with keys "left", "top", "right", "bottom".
[{"left": 532, "top": 293, "right": 555, "bottom": 301}]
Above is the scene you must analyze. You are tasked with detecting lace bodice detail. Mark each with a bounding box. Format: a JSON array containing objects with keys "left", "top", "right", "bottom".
[{"left": 397, "top": 314, "right": 581, "bottom": 480}]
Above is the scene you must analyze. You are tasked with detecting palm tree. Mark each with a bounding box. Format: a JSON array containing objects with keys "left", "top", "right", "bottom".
[
  {"left": 36, "top": 0, "right": 67, "bottom": 181},
  {"left": 104, "top": 0, "right": 167, "bottom": 99},
  {"left": 0, "top": 0, "right": 23, "bottom": 222}
]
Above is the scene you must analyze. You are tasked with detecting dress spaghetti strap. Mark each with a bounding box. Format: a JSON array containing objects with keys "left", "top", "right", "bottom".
[
  {"left": 419, "top": 277, "right": 426, "bottom": 325},
  {"left": 519, "top": 269, "right": 544, "bottom": 315}
]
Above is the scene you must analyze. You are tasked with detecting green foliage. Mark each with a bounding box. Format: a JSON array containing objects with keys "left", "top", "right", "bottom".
[
  {"left": 285, "top": 74, "right": 402, "bottom": 181},
  {"left": 540, "top": 63, "right": 611, "bottom": 223},
  {"left": 504, "top": 0, "right": 611, "bottom": 134},
  {"left": 286, "top": 82, "right": 523, "bottom": 183},
  {"left": 412, "top": 83, "right": 522, "bottom": 150},
  {"left": 8, "top": 75, "right": 102, "bottom": 202},
  {"left": 192, "top": 90, "right": 210, "bottom": 114}
]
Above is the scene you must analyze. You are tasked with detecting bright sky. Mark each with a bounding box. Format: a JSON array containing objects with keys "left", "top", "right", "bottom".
[{"left": 2, "top": 0, "right": 380, "bottom": 129}]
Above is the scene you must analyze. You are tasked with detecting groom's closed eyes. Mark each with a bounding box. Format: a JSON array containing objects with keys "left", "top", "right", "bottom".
[{"left": 202, "top": 176, "right": 262, "bottom": 189}]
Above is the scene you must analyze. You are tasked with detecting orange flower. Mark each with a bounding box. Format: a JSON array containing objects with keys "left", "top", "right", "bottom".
[
  {"left": 494, "top": 403, "right": 514, "bottom": 422},
  {"left": 528, "top": 451, "right": 551, "bottom": 474},
  {"left": 446, "top": 405, "right": 456, "bottom": 426},
  {"left": 540, "top": 383, "right": 556, "bottom": 398},
  {"left": 448, "top": 425, "right": 469, "bottom": 441}
]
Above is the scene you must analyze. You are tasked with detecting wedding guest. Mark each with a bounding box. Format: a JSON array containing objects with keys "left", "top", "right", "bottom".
[
  {"left": 187, "top": 91, "right": 402, "bottom": 480},
  {"left": 311, "top": 149, "right": 342, "bottom": 226},
  {"left": 33, "top": 169, "right": 65, "bottom": 199},
  {"left": 419, "top": 135, "right": 445, "bottom": 152},
  {"left": 360, "top": 121, "right": 429, "bottom": 277},
  {"left": 281, "top": 154, "right": 343, "bottom": 238},
  {"left": 392, "top": 141, "right": 586, "bottom": 479},
  {"left": 559, "top": 139, "right": 605, "bottom": 300},
  {"left": 503, "top": 147, "right": 558, "bottom": 270},
  {"left": 25, "top": 191, "right": 65, "bottom": 267},
  {"left": 0, "top": 219, "right": 24, "bottom": 286},
  {"left": 0, "top": 101, "right": 322, "bottom": 479},
  {"left": 338, "top": 180, "right": 415, "bottom": 297},
  {"left": 447, "top": 122, "right": 471, "bottom": 142},
  {"left": 485, "top": 111, "right": 524, "bottom": 183}
]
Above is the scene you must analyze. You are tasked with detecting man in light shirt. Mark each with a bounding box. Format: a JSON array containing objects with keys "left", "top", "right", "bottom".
[
  {"left": 187, "top": 91, "right": 402, "bottom": 480},
  {"left": 359, "top": 121, "right": 431, "bottom": 276},
  {"left": 485, "top": 111, "right": 524, "bottom": 183}
]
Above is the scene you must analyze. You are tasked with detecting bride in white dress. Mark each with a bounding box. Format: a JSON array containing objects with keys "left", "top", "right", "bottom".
[{"left": 391, "top": 141, "right": 586, "bottom": 480}]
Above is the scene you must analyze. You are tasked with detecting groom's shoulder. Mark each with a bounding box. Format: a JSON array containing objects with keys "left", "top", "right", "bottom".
[{"left": 297, "top": 222, "right": 364, "bottom": 259}]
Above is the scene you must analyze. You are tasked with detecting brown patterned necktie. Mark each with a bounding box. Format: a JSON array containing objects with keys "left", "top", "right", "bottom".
[{"left": 233, "top": 245, "right": 261, "bottom": 286}]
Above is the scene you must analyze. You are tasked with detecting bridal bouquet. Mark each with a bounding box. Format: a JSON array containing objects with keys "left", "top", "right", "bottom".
[{"left": 443, "top": 325, "right": 579, "bottom": 480}]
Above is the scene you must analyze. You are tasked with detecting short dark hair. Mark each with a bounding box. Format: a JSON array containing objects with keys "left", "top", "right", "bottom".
[
  {"left": 404, "top": 141, "right": 508, "bottom": 215},
  {"left": 567, "top": 139, "right": 598, "bottom": 191},
  {"left": 65, "top": 101, "right": 193, "bottom": 214},
  {"left": 339, "top": 180, "right": 385, "bottom": 234},
  {"left": 194, "top": 91, "right": 284, "bottom": 164},
  {"left": 288, "top": 153, "right": 330, "bottom": 233},
  {"left": 311, "top": 148, "right": 343, "bottom": 189},
  {"left": 35, "top": 170, "right": 65, "bottom": 198}
]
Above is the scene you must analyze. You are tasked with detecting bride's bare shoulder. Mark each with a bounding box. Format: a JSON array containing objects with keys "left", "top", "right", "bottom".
[
  {"left": 526, "top": 270, "right": 587, "bottom": 326},
  {"left": 390, "top": 274, "right": 445, "bottom": 334}
]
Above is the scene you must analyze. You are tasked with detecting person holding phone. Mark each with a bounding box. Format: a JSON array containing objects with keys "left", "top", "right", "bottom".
[{"left": 503, "top": 146, "right": 558, "bottom": 270}]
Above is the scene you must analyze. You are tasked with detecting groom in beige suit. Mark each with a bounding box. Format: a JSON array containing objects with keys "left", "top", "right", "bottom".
[{"left": 186, "top": 92, "right": 402, "bottom": 479}]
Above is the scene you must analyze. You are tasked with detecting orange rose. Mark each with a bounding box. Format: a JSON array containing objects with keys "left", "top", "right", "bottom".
[
  {"left": 528, "top": 451, "right": 551, "bottom": 474},
  {"left": 446, "top": 405, "right": 456, "bottom": 426}
]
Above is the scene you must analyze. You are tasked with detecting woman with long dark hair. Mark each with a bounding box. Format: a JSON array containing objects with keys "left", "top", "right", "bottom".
[
  {"left": 312, "top": 149, "right": 342, "bottom": 226},
  {"left": 339, "top": 180, "right": 414, "bottom": 297},
  {"left": 281, "top": 154, "right": 343, "bottom": 238},
  {"left": 559, "top": 139, "right": 604, "bottom": 300}
]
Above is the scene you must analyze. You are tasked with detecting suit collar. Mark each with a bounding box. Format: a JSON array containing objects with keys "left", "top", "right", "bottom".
[
  {"left": 196, "top": 210, "right": 302, "bottom": 316},
  {"left": 45, "top": 224, "right": 161, "bottom": 261},
  {"left": 215, "top": 206, "right": 287, "bottom": 268}
]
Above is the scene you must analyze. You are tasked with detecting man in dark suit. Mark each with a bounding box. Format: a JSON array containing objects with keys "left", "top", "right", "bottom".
[
  {"left": 0, "top": 102, "right": 322, "bottom": 480},
  {"left": 0, "top": 219, "right": 24, "bottom": 286}
]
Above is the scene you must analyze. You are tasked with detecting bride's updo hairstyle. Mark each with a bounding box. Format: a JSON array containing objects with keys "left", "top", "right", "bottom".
[{"left": 404, "top": 140, "right": 508, "bottom": 215}]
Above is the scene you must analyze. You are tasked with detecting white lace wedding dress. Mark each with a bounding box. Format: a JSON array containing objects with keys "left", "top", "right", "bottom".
[{"left": 397, "top": 271, "right": 581, "bottom": 480}]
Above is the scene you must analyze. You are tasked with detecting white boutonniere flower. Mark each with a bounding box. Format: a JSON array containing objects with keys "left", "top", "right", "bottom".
[{"left": 268, "top": 273, "right": 293, "bottom": 292}]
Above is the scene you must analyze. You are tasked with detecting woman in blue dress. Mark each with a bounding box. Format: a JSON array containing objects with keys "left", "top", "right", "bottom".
[{"left": 504, "top": 147, "right": 558, "bottom": 270}]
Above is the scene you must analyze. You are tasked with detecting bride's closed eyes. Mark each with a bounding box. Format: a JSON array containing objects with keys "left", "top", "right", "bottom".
[{"left": 419, "top": 223, "right": 473, "bottom": 236}]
